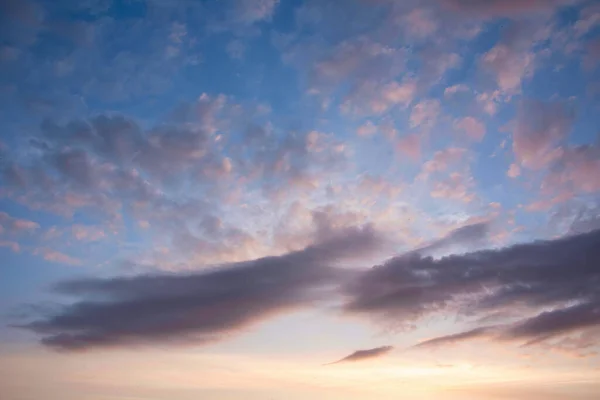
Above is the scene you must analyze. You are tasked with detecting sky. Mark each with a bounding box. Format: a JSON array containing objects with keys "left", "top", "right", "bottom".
[{"left": 1, "top": 0, "right": 600, "bottom": 399}]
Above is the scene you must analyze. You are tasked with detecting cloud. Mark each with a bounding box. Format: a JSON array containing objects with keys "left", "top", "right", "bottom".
[
  {"left": 455, "top": 117, "right": 486, "bottom": 142},
  {"left": 410, "top": 99, "right": 440, "bottom": 129},
  {"left": 0, "top": 211, "right": 40, "bottom": 234},
  {"left": 415, "top": 326, "right": 494, "bottom": 348},
  {"left": 33, "top": 248, "right": 82, "bottom": 266},
  {"left": 232, "top": 0, "right": 280, "bottom": 24},
  {"left": 0, "top": 240, "right": 20, "bottom": 252},
  {"left": 507, "top": 163, "right": 521, "bottom": 178},
  {"left": 356, "top": 121, "right": 378, "bottom": 137},
  {"left": 18, "top": 225, "right": 381, "bottom": 351},
  {"left": 343, "top": 227, "right": 600, "bottom": 347},
  {"left": 71, "top": 225, "right": 105, "bottom": 242},
  {"left": 438, "top": 0, "right": 578, "bottom": 17},
  {"left": 513, "top": 100, "right": 574, "bottom": 170},
  {"left": 326, "top": 346, "right": 394, "bottom": 365},
  {"left": 396, "top": 134, "right": 422, "bottom": 161},
  {"left": 415, "top": 221, "right": 491, "bottom": 254}
]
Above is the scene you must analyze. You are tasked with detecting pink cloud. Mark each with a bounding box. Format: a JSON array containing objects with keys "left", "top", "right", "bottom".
[
  {"left": 422, "top": 148, "right": 468, "bottom": 175},
  {"left": 71, "top": 225, "right": 105, "bottom": 242},
  {"left": 507, "top": 163, "right": 521, "bottom": 178},
  {"left": 358, "top": 80, "right": 416, "bottom": 115},
  {"left": 34, "top": 248, "right": 82, "bottom": 266},
  {"left": 410, "top": 99, "right": 441, "bottom": 128},
  {"left": 430, "top": 172, "right": 476, "bottom": 203},
  {"left": 0, "top": 240, "right": 20, "bottom": 252},
  {"left": 444, "top": 84, "right": 469, "bottom": 97},
  {"left": 543, "top": 146, "right": 600, "bottom": 195},
  {"left": 455, "top": 116, "right": 486, "bottom": 141},
  {"left": 396, "top": 134, "right": 422, "bottom": 161},
  {"left": 0, "top": 212, "right": 40, "bottom": 234},
  {"left": 439, "top": 0, "right": 578, "bottom": 17},
  {"left": 512, "top": 100, "right": 574, "bottom": 170},
  {"left": 404, "top": 8, "right": 438, "bottom": 38},
  {"left": 483, "top": 44, "right": 535, "bottom": 94},
  {"left": 356, "top": 120, "right": 378, "bottom": 137}
]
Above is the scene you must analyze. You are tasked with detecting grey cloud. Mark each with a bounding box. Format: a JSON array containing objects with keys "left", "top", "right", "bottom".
[
  {"left": 345, "top": 227, "right": 600, "bottom": 348},
  {"left": 415, "top": 326, "right": 495, "bottom": 348},
  {"left": 415, "top": 221, "right": 491, "bottom": 255},
  {"left": 326, "top": 346, "right": 394, "bottom": 365},
  {"left": 18, "top": 225, "right": 380, "bottom": 351}
]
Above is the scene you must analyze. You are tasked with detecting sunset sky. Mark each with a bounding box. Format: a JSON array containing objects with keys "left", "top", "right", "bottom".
[{"left": 1, "top": 0, "right": 600, "bottom": 399}]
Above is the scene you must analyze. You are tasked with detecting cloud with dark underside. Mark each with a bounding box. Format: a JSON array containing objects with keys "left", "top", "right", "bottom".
[
  {"left": 413, "top": 221, "right": 490, "bottom": 255},
  {"left": 326, "top": 346, "right": 394, "bottom": 365},
  {"left": 345, "top": 227, "right": 600, "bottom": 349},
  {"left": 16, "top": 225, "right": 380, "bottom": 351}
]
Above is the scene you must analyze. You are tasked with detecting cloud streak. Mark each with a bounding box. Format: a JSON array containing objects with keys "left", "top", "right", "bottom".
[
  {"left": 326, "top": 346, "right": 394, "bottom": 365},
  {"left": 344, "top": 227, "right": 600, "bottom": 349},
  {"left": 18, "top": 225, "right": 380, "bottom": 351}
]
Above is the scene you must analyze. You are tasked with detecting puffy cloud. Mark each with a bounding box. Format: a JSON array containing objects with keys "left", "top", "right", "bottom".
[
  {"left": 482, "top": 44, "right": 535, "bottom": 94},
  {"left": 454, "top": 117, "right": 486, "bottom": 141},
  {"left": 71, "top": 225, "right": 105, "bottom": 242},
  {"left": 356, "top": 121, "right": 378, "bottom": 137},
  {"left": 507, "top": 163, "right": 521, "bottom": 178},
  {"left": 232, "top": 0, "right": 280, "bottom": 24},
  {"left": 430, "top": 172, "right": 476, "bottom": 203},
  {"left": 444, "top": 84, "right": 469, "bottom": 97},
  {"left": 512, "top": 100, "right": 574, "bottom": 170},
  {"left": 0, "top": 240, "right": 20, "bottom": 252},
  {"left": 33, "top": 248, "right": 82, "bottom": 266},
  {"left": 396, "top": 134, "right": 422, "bottom": 161},
  {"left": 410, "top": 99, "right": 441, "bottom": 129},
  {"left": 326, "top": 346, "right": 394, "bottom": 364},
  {"left": 0, "top": 212, "right": 40, "bottom": 234},
  {"left": 344, "top": 226, "right": 600, "bottom": 349},
  {"left": 19, "top": 226, "right": 381, "bottom": 351}
]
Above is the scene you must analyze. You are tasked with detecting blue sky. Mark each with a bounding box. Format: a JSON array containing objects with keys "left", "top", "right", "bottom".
[{"left": 1, "top": 1, "right": 600, "bottom": 399}]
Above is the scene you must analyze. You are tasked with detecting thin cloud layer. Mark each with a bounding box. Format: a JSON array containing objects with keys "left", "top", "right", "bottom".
[{"left": 20, "top": 225, "right": 380, "bottom": 351}]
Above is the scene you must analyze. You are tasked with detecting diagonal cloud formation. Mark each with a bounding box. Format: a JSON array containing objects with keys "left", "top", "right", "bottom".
[
  {"left": 326, "top": 346, "right": 394, "bottom": 365},
  {"left": 18, "top": 225, "right": 380, "bottom": 351},
  {"left": 345, "top": 227, "right": 600, "bottom": 349}
]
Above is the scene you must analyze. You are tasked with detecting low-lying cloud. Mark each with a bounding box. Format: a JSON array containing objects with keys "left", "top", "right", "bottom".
[
  {"left": 18, "top": 226, "right": 380, "bottom": 351},
  {"left": 345, "top": 227, "right": 600, "bottom": 349},
  {"left": 326, "top": 346, "right": 394, "bottom": 365}
]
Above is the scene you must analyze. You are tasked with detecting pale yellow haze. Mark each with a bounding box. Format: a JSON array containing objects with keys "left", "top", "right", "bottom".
[{"left": 2, "top": 345, "right": 599, "bottom": 400}]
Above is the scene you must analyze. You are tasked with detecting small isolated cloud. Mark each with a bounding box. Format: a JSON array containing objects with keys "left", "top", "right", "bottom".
[
  {"left": 444, "top": 84, "right": 469, "bottom": 97},
  {"left": 326, "top": 346, "right": 394, "bottom": 365},
  {"left": 507, "top": 163, "right": 521, "bottom": 178}
]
